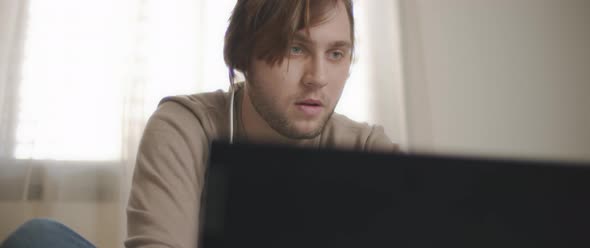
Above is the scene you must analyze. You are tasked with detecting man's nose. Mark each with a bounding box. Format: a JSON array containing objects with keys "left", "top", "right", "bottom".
[{"left": 302, "top": 56, "right": 328, "bottom": 88}]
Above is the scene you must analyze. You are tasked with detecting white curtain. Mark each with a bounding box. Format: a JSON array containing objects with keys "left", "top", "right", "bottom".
[
  {"left": 1, "top": 0, "right": 407, "bottom": 162},
  {"left": 0, "top": 0, "right": 405, "bottom": 246},
  {"left": 0, "top": 0, "right": 29, "bottom": 159}
]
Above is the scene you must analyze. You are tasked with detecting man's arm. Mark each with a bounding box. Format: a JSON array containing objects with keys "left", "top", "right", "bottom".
[{"left": 125, "top": 102, "right": 209, "bottom": 248}]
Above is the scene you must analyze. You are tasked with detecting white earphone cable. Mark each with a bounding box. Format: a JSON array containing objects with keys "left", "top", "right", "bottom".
[
  {"left": 229, "top": 67, "right": 236, "bottom": 144},
  {"left": 229, "top": 85, "right": 235, "bottom": 144}
]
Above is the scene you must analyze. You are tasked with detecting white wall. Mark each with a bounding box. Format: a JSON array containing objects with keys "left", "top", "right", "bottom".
[{"left": 400, "top": 0, "right": 590, "bottom": 162}]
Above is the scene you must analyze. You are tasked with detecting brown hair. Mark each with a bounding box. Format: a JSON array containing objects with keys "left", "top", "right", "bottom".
[{"left": 224, "top": 0, "right": 354, "bottom": 77}]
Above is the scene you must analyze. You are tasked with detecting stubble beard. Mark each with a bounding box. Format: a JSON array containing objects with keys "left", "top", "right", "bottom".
[{"left": 247, "top": 84, "right": 334, "bottom": 140}]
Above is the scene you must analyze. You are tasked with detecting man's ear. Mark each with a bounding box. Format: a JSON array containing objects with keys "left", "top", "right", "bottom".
[
  {"left": 242, "top": 71, "right": 249, "bottom": 84},
  {"left": 346, "top": 64, "right": 352, "bottom": 80},
  {"left": 347, "top": 53, "right": 355, "bottom": 79}
]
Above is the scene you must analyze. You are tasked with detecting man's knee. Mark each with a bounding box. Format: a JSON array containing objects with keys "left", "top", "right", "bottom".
[
  {"left": 16, "top": 218, "right": 64, "bottom": 235},
  {"left": 1, "top": 218, "right": 93, "bottom": 248},
  {"left": 2, "top": 218, "right": 57, "bottom": 247}
]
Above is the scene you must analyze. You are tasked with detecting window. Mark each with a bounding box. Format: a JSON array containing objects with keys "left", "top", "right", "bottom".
[{"left": 11, "top": 0, "right": 386, "bottom": 161}]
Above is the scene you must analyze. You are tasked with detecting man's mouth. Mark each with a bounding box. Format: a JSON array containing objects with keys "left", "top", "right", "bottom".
[
  {"left": 295, "top": 99, "right": 323, "bottom": 107},
  {"left": 295, "top": 99, "right": 324, "bottom": 116}
]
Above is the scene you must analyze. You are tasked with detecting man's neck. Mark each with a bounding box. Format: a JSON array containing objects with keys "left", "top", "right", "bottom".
[{"left": 240, "top": 85, "right": 315, "bottom": 147}]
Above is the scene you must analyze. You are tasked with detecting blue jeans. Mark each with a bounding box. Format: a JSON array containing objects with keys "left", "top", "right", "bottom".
[{"left": 0, "top": 218, "right": 95, "bottom": 248}]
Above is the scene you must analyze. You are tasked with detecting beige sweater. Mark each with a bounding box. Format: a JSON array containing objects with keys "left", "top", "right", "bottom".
[{"left": 125, "top": 83, "right": 399, "bottom": 248}]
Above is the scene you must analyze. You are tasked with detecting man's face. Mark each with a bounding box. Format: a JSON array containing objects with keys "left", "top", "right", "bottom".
[{"left": 246, "top": 1, "right": 352, "bottom": 139}]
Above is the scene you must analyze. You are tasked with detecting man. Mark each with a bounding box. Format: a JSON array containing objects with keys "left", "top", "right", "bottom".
[{"left": 125, "top": 0, "right": 398, "bottom": 247}]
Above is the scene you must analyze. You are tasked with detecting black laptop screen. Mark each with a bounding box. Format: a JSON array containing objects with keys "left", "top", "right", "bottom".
[{"left": 199, "top": 142, "right": 590, "bottom": 248}]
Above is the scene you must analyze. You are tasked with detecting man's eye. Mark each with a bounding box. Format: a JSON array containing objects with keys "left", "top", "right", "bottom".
[
  {"left": 290, "top": 46, "right": 304, "bottom": 55},
  {"left": 329, "top": 51, "right": 344, "bottom": 60}
]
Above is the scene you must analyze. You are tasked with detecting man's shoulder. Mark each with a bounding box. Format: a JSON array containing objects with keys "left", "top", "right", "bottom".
[
  {"left": 322, "top": 113, "right": 376, "bottom": 144},
  {"left": 321, "top": 113, "right": 399, "bottom": 153},
  {"left": 159, "top": 89, "right": 228, "bottom": 114},
  {"left": 327, "top": 113, "right": 371, "bottom": 130},
  {"left": 146, "top": 89, "right": 230, "bottom": 140}
]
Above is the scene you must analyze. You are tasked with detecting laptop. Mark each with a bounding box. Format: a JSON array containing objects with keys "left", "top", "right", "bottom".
[{"left": 199, "top": 142, "right": 590, "bottom": 248}]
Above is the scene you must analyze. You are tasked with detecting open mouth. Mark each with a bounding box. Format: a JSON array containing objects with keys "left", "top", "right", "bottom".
[
  {"left": 295, "top": 99, "right": 323, "bottom": 107},
  {"left": 297, "top": 102, "right": 321, "bottom": 107},
  {"left": 295, "top": 99, "right": 324, "bottom": 116}
]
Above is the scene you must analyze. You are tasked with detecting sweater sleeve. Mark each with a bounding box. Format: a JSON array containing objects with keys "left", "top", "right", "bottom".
[{"left": 125, "top": 102, "right": 209, "bottom": 248}]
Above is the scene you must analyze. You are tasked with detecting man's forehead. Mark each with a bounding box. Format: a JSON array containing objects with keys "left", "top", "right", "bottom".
[
  {"left": 293, "top": 32, "right": 352, "bottom": 48},
  {"left": 292, "top": 2, "right": 352, "bottom": 48}
]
